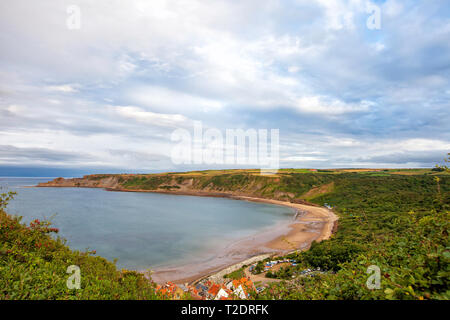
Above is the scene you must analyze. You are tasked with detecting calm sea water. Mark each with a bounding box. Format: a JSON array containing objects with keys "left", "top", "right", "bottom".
[{"left": 1, "top": 177, "right": 294, "bottom": 270}]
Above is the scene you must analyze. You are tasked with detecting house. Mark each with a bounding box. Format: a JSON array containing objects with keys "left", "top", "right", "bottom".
[
  {"left": 156, "top": 281, "right": 185, "bottom": 300},
  {"left": 187, "top": 286, "right": 203, "bottom": 300},
  {"left": 229, "top": 277, "right": 255, "bottom": 299},
  {"left": 207, "top": 283, "right": 221, "bottom": 300},
  {"left": 214, "top": 286, "right": 232, "bottom": 300},
  {"left": 233, "top": 284, "right": 248, "bottom": 299},
  {"left": 195, "top": 283, "right": 209, "bottom": 297},
  {"left": 156, "top": 276, "right": 261, "bottom": 300},
  {"left": 178, "top": 284, "right": 188, "bottom": 292}
]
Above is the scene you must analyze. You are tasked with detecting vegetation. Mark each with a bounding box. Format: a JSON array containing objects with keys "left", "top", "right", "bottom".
[
  {"left": 2, "top": 166, "right": 449, "bottom": 300},
  {"left": 224, "top": 266, "right": 246, "bottom": 280},
  {"left": 0, "top": 192, "right": 160, "bottom": 300},
  {"left": 106, "top": 168, "right": 450, "bottom": 203},
  {"left": 122, "top": 175, "right": 173, "bottom": 190},
  {"left": 257, "top": 172, "right": 449, "bottom": 300}
]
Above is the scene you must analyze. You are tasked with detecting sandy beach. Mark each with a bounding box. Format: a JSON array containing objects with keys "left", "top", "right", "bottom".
[
  {"left": 37, "top": 179, "right": 338, "bottom": 285},
  {"left": 149, "top": 194, "right": 338, "bottom": 285}
]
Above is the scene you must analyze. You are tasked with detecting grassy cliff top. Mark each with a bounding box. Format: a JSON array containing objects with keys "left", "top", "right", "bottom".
[{"left": 85, "top": 168, "right": 450, "bottom": 178}]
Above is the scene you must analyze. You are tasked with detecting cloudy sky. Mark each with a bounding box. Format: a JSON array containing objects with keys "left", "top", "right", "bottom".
[{"left": 0, "top": 0, "right": 449, "bottom": 175}]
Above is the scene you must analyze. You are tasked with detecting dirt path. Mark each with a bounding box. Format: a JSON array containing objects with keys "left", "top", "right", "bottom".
[{"left": 244, "top": 267, "right": 281, "bottom": 284}]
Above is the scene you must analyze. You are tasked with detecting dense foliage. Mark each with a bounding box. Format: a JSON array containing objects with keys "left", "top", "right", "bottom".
[{"left": 257, "top": 174, "right": 449, "bottom": 300}]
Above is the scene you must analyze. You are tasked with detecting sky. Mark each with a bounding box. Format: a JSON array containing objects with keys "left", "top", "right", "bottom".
[{"left": 0, "top": 0, "right": 449, "bottom": 176}]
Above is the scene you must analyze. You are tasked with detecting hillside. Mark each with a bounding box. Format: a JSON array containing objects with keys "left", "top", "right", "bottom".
[
  {"left": 38, "top": 169, "right": 449, "bottom": 209},
  {"left": 37, "top": 168, "right": 449, "bottom": 203},
  {"left": 2, "top": 168, "right": 449, "bottom": 299}
]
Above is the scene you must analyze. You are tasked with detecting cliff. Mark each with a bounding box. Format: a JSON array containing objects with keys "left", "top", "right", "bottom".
[{"left": 36, "top": 171, "right": 336, "bottom": 204}]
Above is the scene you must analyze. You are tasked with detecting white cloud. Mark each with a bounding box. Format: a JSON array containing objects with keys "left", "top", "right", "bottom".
[
  {"left": 282, "top": 155, "right": 327, "bottom": 162},
  {"left": 383, "top": 0, "right": 404, "bottom": 16},
  {"left": 372, "top": 42, "right": 386, "bottom": 52},
  {"left": 5, "top": 104, "right": 26, "bottom": 114},
  {"left": 288, "top": 66, "right": 301, "bottom": 73},
  {"left": 381, "top": 139, "right": 450, "bottom": 153},
  {"left": 128, "top": 86, "right": 224, "bottom": 113},
  {"left": 294, "top": 96, "right": 373, "bottom": 115},
  {"left": 113, "top": 105, "right": 191, "bottom": 128},
  {"left": 45, "top": 84, "right": 79, "bottom": 93}
]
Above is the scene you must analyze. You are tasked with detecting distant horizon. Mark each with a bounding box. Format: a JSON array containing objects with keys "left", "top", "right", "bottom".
[{"left": 0, "top": 166, "right": 438, "bottom": 178}]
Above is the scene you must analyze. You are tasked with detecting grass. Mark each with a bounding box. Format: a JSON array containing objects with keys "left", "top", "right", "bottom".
[{"left": 224, "top": 267, "right": 246, "bottom": 280}]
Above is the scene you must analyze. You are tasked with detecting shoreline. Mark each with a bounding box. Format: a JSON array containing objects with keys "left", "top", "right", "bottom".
[
  {"left": 36, "top": 183, "right": 338, "bottom": 285},
  {"left": 153, "top": 195, "right": 338, "bottom": 285},
  {"left": 116, "top": 191, "right": 338, "bottom": 285}
]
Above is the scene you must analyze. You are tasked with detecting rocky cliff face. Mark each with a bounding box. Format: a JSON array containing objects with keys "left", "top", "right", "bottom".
[
  {"left": 37, "top": 173, "right": 330, "bottom": 205},
  {"left": 37, "top": 175, "right": 121, "bottom": 189}
]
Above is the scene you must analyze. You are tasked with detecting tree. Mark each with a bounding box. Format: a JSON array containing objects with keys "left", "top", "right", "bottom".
[{"left": 0, "top": 191, "right": 16, "bottom": 210}]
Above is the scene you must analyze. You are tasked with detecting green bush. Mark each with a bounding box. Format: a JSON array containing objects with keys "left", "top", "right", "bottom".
[
  {"left": 301, "top": 241, "right": 362, "bottom": 272},
  {"left": 258, "top": 174, "right": 449, "bottom": 300}
]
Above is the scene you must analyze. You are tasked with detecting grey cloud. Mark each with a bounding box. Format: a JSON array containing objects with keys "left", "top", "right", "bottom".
[
  {"left": 107, "top": 149, "right": 170, "bottom": 162},
  {"left": 353, "top": 151, "right": 448, "bottom": 165},
  {"left": 0, "top": 145, "right": 94, "bottom": 163}
]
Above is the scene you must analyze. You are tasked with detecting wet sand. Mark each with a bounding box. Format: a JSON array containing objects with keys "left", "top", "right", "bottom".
[{"left": 149, "top": 195, "right": 338, "bottom": 284}]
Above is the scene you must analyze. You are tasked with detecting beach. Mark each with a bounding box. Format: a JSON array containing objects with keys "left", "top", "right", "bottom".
[
  {"left": 149, "top": 195, "right": 338, "bottom": 285},
  {"left": 36, "top": 177, "right": 338, "bottom": 285}
]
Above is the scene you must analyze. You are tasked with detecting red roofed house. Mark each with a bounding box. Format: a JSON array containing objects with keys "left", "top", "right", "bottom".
[
  {"left": 214, "top": 285, "right": 232, "bottom": 300},
  {"left": 229, "top": 278, "right": 255, "bottom": 299},
  {"left": 207, "top": 283, "right": 221, "bottom": 299}
]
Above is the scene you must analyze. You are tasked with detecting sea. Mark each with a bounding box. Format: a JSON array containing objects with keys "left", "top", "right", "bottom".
[{"left": 0, "top": 177, "right": 294, "bottom": 271}]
